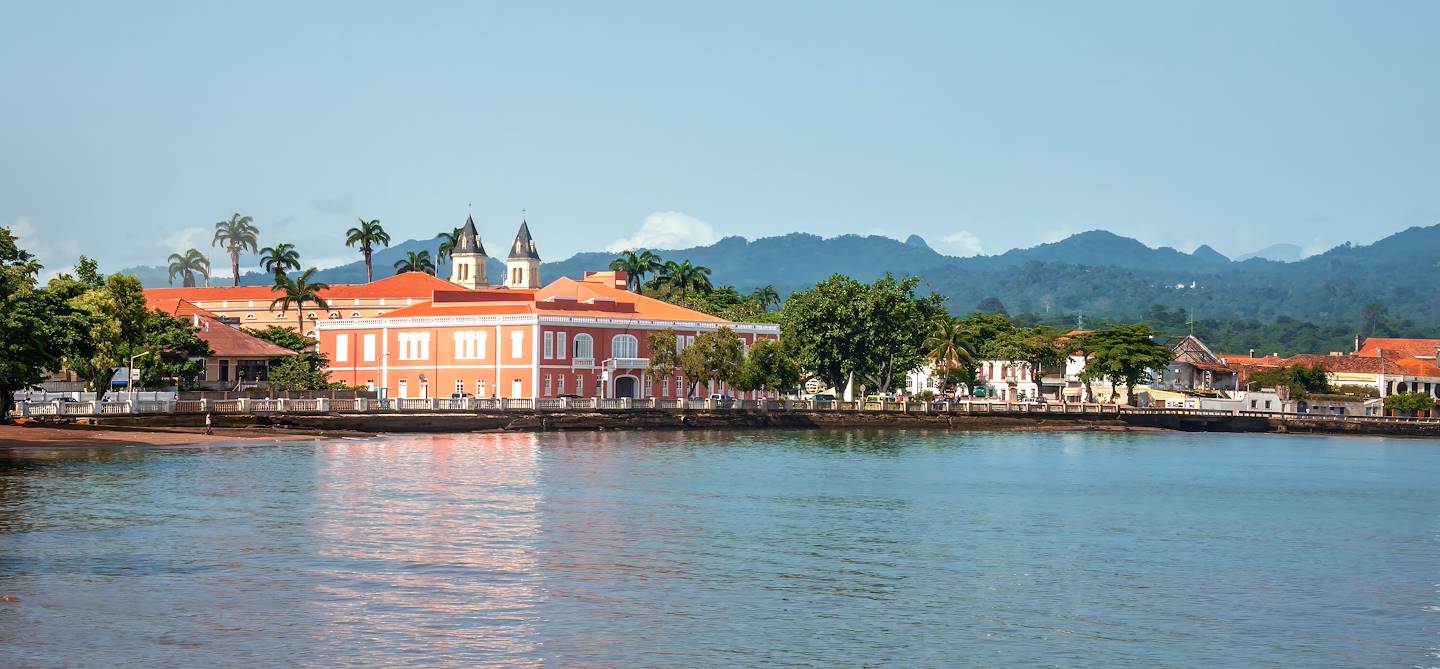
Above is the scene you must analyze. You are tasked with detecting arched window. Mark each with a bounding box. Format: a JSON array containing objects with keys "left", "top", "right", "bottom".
[
  {"left": 573, "top": 333, "right": 594, "bottom": 359},
  {"left": 612, "top": 334, "right": 638, "bottom": 359}
]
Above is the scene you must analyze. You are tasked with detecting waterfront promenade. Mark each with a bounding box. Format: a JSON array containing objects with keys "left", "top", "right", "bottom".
[{"left": 11, "top": 397, "right": 1440, "bottom": 438}]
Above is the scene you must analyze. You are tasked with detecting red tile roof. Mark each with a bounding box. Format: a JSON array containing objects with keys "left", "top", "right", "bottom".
[
  {"left": 378, "top": 276, "right": 733, "bottom": 323},
  {"left": 1355, "top": 337, "right": 1440, "bottom": 358},
  {"left": 144, "top": 272, "right": 462, "bottom": 303},
  {"left": 146, "top": 297, "right": 295, "bottom": 358}
]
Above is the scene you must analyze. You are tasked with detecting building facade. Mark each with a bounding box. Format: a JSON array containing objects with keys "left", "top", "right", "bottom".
[{"left": 315, "top": 272, "right": 780, "bottom": 400}]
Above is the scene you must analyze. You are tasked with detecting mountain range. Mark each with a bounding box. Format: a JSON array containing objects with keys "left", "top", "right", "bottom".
[{"left": 121, "top": 224, "right": 1440, "bottom": 328}]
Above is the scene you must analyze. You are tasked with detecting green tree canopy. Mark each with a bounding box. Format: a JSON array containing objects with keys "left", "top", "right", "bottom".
[
  {"left": 258, "top": 243, "right": 301, "bottom": 285},
  {"left": 736, "top": 338, "right": 800, "bottom": 394},
  {"left": 781, "top": 273, "right": 945, "bottom": 394},
  {"left": 1078, "top": 324, "right": 1174, "bottom": 405},
  {"left": 1383, "top": 391, "right": 1435, "bottom": 416},
  {"left": 677, "top": 327, "right": 745, "bottom": 396},
  {"left": 645, "top": 329, "right": 680, "bottom": 387}
]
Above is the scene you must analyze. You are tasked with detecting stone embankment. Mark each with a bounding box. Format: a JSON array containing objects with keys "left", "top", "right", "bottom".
[{"left": 55, "top": 407, "right": 1440, "bottom": 438}]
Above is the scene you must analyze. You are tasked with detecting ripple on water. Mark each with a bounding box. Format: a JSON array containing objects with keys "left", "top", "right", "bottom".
[{"left": 0, "top": 429, "right": 1437, "bottom": 668}]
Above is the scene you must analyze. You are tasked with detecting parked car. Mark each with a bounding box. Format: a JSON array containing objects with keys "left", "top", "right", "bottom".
[
  {"left": 556, "top": 394, "right": 583, "bottom": 400},
  {"left": 450, "top": 392, "right": 473, "bottom": 400},
  {"left": 811, "top": 394, "right": 837, "bottom": 402},
  {"left": 708, "top": 394, "right": 734, "bottom": 402}
]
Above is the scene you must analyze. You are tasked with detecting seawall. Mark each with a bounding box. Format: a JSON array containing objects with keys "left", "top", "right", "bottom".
[{"left": 74, "top": 408, "right": 1440, "bottom": 438}]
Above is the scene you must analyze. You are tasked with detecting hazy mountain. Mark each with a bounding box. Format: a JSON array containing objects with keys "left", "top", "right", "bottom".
[
  {"left": 118, "top": 223, "right": 1440, "bottom": 328},
  {"left": 1235, "top": 243, "right": 1304, "bottom": 262}
]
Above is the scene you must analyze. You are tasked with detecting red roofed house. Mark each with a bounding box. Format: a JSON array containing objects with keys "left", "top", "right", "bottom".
[
  {"left": 148, "top": 297, "right": 296, "bottom": 389},
  {"left": 315, "top": 270, "right": 780, "bottom": 400}
]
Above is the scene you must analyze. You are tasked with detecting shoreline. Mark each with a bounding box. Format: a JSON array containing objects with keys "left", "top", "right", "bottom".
[{"left": 0, "top": 423, "right": 364, "bottom": 449}]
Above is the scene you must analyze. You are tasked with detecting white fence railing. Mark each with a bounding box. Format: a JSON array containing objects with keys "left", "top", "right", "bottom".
[{"left": 15, "top": 398, "right": 1436, "bottom": 427}]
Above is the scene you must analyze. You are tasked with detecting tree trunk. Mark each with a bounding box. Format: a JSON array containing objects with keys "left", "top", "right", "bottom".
[
  {"left": 364, "top": 249, "right": 373, "bottom": 283},
  {"left": 1127, "top": 382, "right": 1137, "bottom": 406},
  {"left": 1, "top": 389, "right": 13, "bottom": 422},
  {"left": 231, "top": 247, "right": 241, "bottom": 287}
]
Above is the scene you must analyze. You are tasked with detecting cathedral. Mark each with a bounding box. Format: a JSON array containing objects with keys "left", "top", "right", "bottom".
[{"left": 447, "top": 215, "right": 542, "bottom": 290}]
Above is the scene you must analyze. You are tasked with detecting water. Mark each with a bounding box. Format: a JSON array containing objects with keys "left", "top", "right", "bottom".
[{"left": 0, "top": 430, "right": 1436, "bottom": 668}]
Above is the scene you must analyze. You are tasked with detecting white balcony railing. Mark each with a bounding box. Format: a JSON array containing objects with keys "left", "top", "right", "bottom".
[
  {"left": 571, "top": 357, "right": 596, "bottom": 370},
  {"left": 605, "top": 357, "right": 649, "bottom": 370}
]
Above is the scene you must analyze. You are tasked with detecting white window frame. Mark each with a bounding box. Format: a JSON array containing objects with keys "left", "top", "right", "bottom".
[
  {"left": 510, "top": 331, "right": 524, "bottom": 359},
  {"left": 362, "top": 334, "right": 376, "bottom": 362},
  {"left": 544, "top": 331, "right": 554, "bottom": 359},
  {"left": 573, "top": 334, "right": 594, "bottom": 359},
  {"left": 557, "top": 332, "right": 567, "bottom": 360},
  {"left": 334, "top": 334, "right": 349, "bottom": 362},
  {"left": 611, "top": 334, "right": 638, "bottom": 359}
]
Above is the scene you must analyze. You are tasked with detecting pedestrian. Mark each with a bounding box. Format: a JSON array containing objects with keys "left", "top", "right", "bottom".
[{"left": 204, "top": 412, "right": 213, "bottom": 435}]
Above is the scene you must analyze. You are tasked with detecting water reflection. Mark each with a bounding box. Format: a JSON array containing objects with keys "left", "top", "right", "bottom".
[{"left": 0, "top": 430, "right": 1436, "bottom": 667}]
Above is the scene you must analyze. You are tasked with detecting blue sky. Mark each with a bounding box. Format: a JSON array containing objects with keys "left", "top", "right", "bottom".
[{"left": 3, "top": 1, "right": 1437, "bottom": 278}]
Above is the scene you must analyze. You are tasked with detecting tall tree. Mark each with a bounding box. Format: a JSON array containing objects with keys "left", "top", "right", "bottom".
[
  {"left": 437, "top": 226, "right": 463, "bottom": 265},
  {"left": 922, "top": 317, "right": 974, "bottom": 393},
  {"left": 645, "top": 329, "right": 680, "bottom": 388},
  {"left": 657, "top": 260, "right": 713, "bottom": 301},
  {"left": 64, "top": 274, "right": 150, "bottom": 401},
  {"left": 984, "top": 327, "right": 1066, "bottom": 396},
  {"left": 750, "top": 285, "right": 781, "bottom": 312},
  {"left": 270, "top": 268, "right": 330, "bottom": 342},
  {"left": 1079, "top": 324, "right": 1174, "bottom": 405},
  {"left": 258, "top": 243, "right": 302, "bottom": 285},
  {"left": 736, "top": 338, "right": 800, "bottom": 395},
  {"left": 166, "top": 249, "right": 210, "bottom": 287},
  {"left": 781, "top": 273, "right": 945, "bottom": 394},
  {"left": 394, "top": 250, "right": 436, "bottom": 275},
  {"left": 676, "top": 327, "right": 745, "bottom": 396},
  {"left": 136, "top": 310, "right": 213, "bottom": 388},
  {"left": 345, "top": 218, "right": 392, "bottom": 283},
  {"left": 212, "top": 213, "right": 259, "bottom": 287},
  {"left": 609, "top": 250, "right": 664, "bottom": 292},
  {"left": 0, "top": 229, "right": 87, "bottom": 417}
]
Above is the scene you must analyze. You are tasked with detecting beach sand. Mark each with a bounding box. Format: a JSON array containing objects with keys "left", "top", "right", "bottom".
[{"left": 0, "top": 423, "right": 336, "bottom": 448}]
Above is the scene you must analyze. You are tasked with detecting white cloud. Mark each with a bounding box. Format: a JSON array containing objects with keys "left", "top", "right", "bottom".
[
  {"left": 607, "top": 211, "right": 719, "bottom": 252},
  {"left": 11, "top": 216, "right": 81, "bottom": 280},
  {"left": 941, "top": 230, "right": 984, "bottom": 256},
  {"left": 161, "top": 226, "right": 210, "bottom": 255}
]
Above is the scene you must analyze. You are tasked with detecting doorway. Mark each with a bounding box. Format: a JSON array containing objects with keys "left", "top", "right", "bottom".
[{"left": 614, "top": 376, "right": 638, "bottom": 399}]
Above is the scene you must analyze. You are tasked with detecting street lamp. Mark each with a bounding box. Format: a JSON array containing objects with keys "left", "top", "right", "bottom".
[{"left": 126, "top": 351, "right": 152, "bottom": 398}]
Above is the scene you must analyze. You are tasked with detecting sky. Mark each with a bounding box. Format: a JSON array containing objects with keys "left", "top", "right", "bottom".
[{"left": 3, "top": 1, "right": 1437, "bottom": 279}]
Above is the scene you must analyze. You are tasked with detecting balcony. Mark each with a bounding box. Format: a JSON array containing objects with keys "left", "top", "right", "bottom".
[
  {"left": 571, "top": 357, "right": 596, "bottom": 370},
  {"left": 605, "top": 357, "right": 649, "bottom": 371}
]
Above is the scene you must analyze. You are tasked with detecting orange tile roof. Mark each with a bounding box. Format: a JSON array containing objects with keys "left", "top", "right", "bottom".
[
  {"left": 375, "top": 276, "right": 733, "bottom": 323},
  {"left": 147, "top": 298, "right": 220, "bottom": 319},
  {"left": 146, "top": 296, "right": 296, "bottom": 358},
  {"left": 1355, "top": 337, "right": 1440, "bottom": 358},
  {"left": 144, "top": 272, "right": 462, "bottom": 303}
]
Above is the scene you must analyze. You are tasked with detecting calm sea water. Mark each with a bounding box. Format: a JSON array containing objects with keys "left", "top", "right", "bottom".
[{"left": 0, "top": 430, "right": 1436, "bottom": 668}]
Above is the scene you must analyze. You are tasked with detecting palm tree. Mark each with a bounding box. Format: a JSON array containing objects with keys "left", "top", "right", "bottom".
[
  {"left": 166, "top": 249, "right": 211, "bottom": 287},
  {"left": 608, "top": 249, "right": 664, "bottom": 291},
  {"left": 211, "top": 213, "right": 259, "bottom": 287},
  {"left": 258, "top": 243, "right": 302, "bottom": 285},
  {"left": 436, "top": 226, "right": 463, "bottom": 265},
  {"left": 751, "top": 285, "right": 781, "bottom": 311},
  {"left": 394, "top": 250, "right": 436, "bottom": 275},
  {"left": 270, "top": 268, "right": 330, "bottom": 344},
  {"left": 345, "top": 218, "right": 392, "bottom": 283},
  {"left": 658, "top": 260, "right": 713, "bottom": 301},
  {"left": 923, "top": 317, "right": 974, "bottom": 394}
]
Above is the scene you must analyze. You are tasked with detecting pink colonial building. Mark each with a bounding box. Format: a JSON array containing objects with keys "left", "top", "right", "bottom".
[{"left": 315, "top": 218, "right": 780, "bottom": 400}]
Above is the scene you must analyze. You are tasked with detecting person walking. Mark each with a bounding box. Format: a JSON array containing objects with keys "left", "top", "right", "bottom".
[{"left": 204, "top": 412, "right": 213, "bottom": 435}]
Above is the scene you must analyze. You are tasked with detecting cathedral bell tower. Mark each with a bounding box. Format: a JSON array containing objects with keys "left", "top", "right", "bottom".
[
  {"left": 448, "top": 215, "right": 487, "bottom": 289},
  {"left": 504, "top": 219, "right": 541, "bottom": 289}
]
